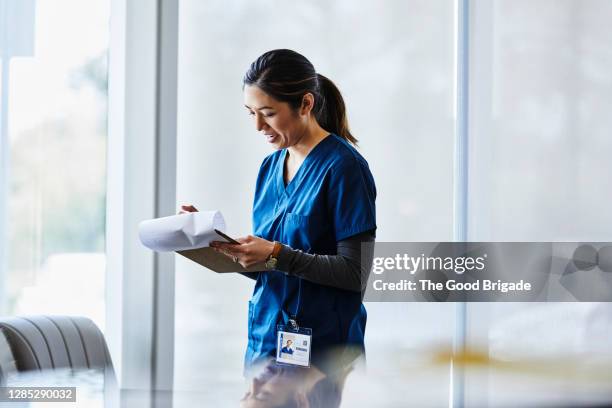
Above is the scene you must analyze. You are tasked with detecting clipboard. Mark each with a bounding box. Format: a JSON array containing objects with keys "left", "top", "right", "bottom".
[{"left": 176, "top": 230, "right": 266, "bottom": 273}]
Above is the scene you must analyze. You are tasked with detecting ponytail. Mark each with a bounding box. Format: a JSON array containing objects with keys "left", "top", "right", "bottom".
[{"left": 315, "top": 74, "right": 358, "bottom": 145}]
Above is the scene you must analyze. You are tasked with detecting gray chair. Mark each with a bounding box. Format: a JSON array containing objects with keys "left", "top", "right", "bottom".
[
  {"left": 0, "top": 329, "right": 17, "bottom": 385},
  {"left": 0, "top": 316, "right": 114, "bottom": 373}
]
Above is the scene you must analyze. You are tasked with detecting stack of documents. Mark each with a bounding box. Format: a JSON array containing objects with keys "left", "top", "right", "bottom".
[{"left": 138, "top": 211, "right": 264, "bottom": 273}]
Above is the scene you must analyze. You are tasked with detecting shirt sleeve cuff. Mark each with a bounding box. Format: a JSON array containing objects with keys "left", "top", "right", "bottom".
[{"left": 276, "top": 244, "right": 295, "bottom": 273}]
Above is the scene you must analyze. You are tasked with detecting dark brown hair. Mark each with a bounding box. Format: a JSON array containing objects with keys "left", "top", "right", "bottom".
[{"left": 243, "top": 49, "right": 357, "bottom": 145}]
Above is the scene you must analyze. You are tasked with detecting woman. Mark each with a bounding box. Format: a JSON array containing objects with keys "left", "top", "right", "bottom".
[{"left": 181, "top": 49, "right": 376, "bottom": 376}]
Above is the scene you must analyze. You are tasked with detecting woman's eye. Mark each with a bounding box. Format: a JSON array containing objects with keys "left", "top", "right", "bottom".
[{"left": 247, "top": 111, "right": 274, "bottom": 118}]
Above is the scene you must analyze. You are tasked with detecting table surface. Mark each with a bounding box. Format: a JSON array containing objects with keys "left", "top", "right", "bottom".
[{"left": 3, "top": 353, "right": 612, "bottom": 408}]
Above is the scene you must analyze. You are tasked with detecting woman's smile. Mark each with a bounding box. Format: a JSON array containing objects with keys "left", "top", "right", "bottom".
[{"left": 265, "top": 133, "right": 279, "bottom": 143}]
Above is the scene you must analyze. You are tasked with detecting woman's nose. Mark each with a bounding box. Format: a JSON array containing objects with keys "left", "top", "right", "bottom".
[{"left": 255, "top": 115, "right": 266, "bottom": 132}]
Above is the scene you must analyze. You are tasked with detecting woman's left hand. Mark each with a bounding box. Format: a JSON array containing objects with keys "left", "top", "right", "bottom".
[{"left": 210, "top": 235, "right": 275, "bottom": 269}]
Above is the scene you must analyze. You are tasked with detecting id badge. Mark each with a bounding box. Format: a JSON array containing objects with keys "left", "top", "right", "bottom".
[{"left": 276, "top": 320, "right": 312, "bottom": 367}]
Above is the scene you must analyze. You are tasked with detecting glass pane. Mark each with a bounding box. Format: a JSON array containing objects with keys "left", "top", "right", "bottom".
[
  {"left": 3, "top": 0, "right": 109, "bottom": 331},
  {"left": 467, "top": 1, "right": 612, "bottom": 406},
  {"left": 175, "top": 0, "right": 455, "bottom": 405}
]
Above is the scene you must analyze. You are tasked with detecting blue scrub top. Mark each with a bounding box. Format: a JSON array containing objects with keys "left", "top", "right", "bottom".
[{"left": 245, "top": 133, "right": 377, "bottom": 374}]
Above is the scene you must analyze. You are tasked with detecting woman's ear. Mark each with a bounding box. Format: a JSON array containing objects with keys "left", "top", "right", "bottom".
[{"left": 299, "top": 93, "right": 315, "bottom": 116}]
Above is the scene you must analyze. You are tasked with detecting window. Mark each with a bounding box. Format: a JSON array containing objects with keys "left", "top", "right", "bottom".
[
  {"left": 1, "top": 0, "right": 109, "bottom": 331},
  {"left": 466, "top": 1, "right": 612, "bottom": 405},
  {"left": 175, "top": 1, "right": 455, "bottom": 405}
]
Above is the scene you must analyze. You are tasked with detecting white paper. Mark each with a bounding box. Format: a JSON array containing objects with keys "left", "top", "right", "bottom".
[{"left": 138, "top": 211, "right": 226, "bottom": 252}]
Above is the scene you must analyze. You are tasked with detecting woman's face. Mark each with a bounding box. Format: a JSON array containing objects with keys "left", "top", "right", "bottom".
[
  {"left": 244, "top": 85, "right": 309, "bottom": 150},
  {"left": 240, "top": 363, "right": 305, "bottom": 408}
]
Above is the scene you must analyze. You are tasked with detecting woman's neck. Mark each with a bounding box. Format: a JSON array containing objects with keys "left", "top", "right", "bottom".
[{"left": 287, "top": 122, "right": 330, "bottom": 162}]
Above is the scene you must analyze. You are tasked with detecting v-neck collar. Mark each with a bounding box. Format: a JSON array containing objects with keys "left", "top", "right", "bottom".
[{"left": 276, "top": 133, "right": 334, "bottom": 197}]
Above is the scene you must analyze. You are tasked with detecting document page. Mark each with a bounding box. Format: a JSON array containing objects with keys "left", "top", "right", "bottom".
[{"left": 138, "top": 211, "right": 226, "bottom": 252}]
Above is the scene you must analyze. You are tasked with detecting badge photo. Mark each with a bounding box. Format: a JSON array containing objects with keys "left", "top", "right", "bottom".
[{"left": 276, "top": 325, "right": 312, "bottom": 367}]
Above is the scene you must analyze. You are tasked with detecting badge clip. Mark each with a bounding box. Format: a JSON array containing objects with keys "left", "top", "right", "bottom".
[{"left": 288, "top": 318, "right": 299, "bottom": 331}]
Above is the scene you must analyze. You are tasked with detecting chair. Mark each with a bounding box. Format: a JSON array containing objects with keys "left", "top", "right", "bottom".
[
  {"left": 0, "top": 329, "right": 17, "bottom": 385},
  {"left": 0, "top": 316, "right": 113, "bottom": 373}
]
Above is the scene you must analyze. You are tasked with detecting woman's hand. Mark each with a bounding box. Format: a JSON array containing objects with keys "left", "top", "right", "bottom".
[
  {"left": 210, "top": 235, "right": 275, "bottom": 269},
  {"left": 178, "top": 204, "right": 198, "bottom": 214}
]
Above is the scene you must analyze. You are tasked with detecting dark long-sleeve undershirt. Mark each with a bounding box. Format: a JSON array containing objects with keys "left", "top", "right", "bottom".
[{"left": 240, "top": 231, "right": 375, "bottom": 294}]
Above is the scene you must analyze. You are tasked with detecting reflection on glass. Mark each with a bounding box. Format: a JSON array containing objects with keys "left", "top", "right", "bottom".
[
  {"left": 241, "top": 358, "right": 351, "bottom": 408},
  {"left": 175, "top": 3, "right": 455, "bottom": 405}
]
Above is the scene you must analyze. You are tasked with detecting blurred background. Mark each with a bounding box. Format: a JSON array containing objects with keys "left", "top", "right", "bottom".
[
  {"left": 1, "top": 0, "right": 612, "bottom": 406},
  {"left": 1, "top": 0, "right": 108, "bottom": 328}
]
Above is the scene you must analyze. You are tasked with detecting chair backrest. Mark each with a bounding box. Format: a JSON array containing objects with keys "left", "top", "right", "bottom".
[
  {"left": 0, "top": 316, "right": 114, "bottom": 373},
  {"left": 0, "top": 330, "right": 17, "bottom": 385}
]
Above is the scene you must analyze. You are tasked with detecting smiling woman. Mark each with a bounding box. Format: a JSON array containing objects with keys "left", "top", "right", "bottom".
[
  {"left": 181, "top": 49, "right": 377, "bottom": 376},
  {"left": 174, "top": 1, "right": 456, "bottom": 403},
  {"left": 232, "top": 49, "right": 376, "bottom": 375}
]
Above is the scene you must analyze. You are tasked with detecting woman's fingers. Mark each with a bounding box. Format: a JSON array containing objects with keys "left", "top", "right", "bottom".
[
  {"left": 178, "top": 204, "right": 198, "bottom": 214},
  {"left": 211, "top": 241, "right": 245, "bottom": 254},
  {"left": 210, "top": 241, "right": 259, "bottom": 267},
  {"left": 210, "top": 237, "right": 270, "bottom": 267},
  {"left": 210, "top": 243, "right": 237, "bottom": 259}
]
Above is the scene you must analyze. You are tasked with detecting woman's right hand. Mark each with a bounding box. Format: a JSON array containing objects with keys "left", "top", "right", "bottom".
[{"left": 178, "top": 204, "right": 198, "bottom": 214}]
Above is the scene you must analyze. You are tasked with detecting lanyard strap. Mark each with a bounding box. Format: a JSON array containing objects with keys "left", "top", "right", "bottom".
[{"left": 285, "top": 277, "right": 302, "bottom": 331}]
